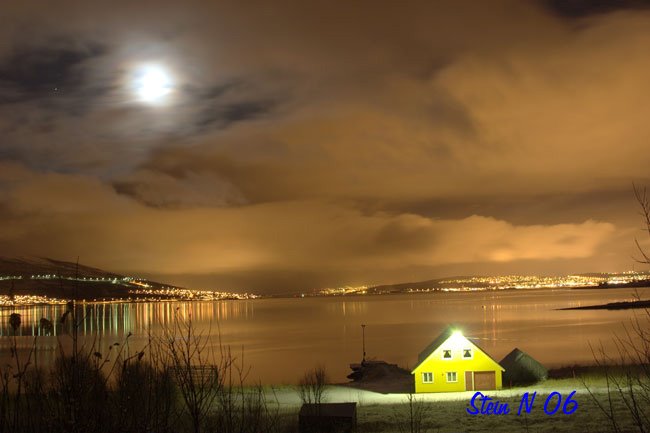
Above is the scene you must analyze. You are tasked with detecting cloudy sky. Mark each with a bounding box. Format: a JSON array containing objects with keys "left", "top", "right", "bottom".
[{"left": 1, "top": 0, "right": 649, "bottom": 292}]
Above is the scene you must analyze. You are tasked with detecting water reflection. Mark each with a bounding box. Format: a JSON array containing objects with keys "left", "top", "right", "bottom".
[
  {"left": 0, "top": 288, "right": 645, "bottom": 384},
  {"left": 327, "top": 300, "right": 368, "bottom": 317},
  {"left": 0, "top": 300, "right": 257, "bottom": 337}
]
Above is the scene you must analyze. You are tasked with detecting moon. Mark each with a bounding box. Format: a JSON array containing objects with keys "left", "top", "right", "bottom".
[{"left": 131, "top": 64, "right": 174, "bottom": 105}]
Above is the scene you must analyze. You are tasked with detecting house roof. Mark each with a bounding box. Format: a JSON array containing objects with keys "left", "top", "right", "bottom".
[
  {"left": 412, "top": 325, "right": 505, "bottom": 373},
  {"left": 417, "top": 326, "right": 455, "bottom": 364}
]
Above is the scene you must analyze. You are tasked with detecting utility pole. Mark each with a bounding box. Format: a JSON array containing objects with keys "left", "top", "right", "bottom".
[{"left": 361, "top": 324, "right": 366, "bottom": 364}]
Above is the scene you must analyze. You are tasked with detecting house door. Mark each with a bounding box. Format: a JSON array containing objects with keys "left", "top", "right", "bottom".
[
  {"left": 473, "top": 371, "right": 496, "bottom": 390},
  {"left": 465, "top": 371, "right": 473, "bottom": 391}
]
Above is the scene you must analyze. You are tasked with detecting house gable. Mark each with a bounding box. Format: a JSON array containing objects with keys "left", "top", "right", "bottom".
[{"left": 412, "top": 328, "right": 504, "bottom": 374}]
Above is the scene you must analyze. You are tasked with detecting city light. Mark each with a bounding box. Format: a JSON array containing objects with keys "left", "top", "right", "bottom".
[
  {"left": 315, "top": 271, "right": 650, "bottom": 296},
  {"left": 0, "top": 273, "right": 257, "bottom": 305}
]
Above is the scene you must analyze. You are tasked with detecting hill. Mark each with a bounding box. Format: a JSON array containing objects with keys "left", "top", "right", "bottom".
[
  {"left": 367, "top": 276, "right": 478, "bottom": 294},
  {"left": 0, "top": 257, "right": 220, "bottom": 304},
  {"left": 362, "top": 272, "right": 650, "bottom": 294}
]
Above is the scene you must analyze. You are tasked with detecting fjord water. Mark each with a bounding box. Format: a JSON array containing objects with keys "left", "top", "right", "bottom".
[{"left": 0, "top": 287, "right": 646, "bottom": 384}]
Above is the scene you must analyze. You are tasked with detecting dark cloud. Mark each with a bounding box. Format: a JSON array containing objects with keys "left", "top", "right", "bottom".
[
  {"left": 0, "top": 41, "right": 107, "bottom": 105},
  {"left": 112, "top": 169, "right": 247, "bottom": 208},
  {"left": 372, "top": 219, "right": 439, "bottom": 253},
  {"left": 219, "top": 100, "right": 276, "bottom": 125},
  {"left": 385, "top": 187, "right": 643, "bottom": 226},
  {"left": 543, "top": 0, "right": 650, "bottom": 18},
  {"left": 195, "top": 100, "right": 277, "bottom": 130}
]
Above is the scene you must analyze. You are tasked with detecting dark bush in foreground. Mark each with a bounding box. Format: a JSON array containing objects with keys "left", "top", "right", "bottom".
[{"left": 0, "top": 312, "right": 285, "bottom": 433}]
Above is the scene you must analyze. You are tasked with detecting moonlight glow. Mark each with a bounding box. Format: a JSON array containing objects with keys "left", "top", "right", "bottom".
[{"left": 132, "top": 64, "right": 173, "bottom": 105}]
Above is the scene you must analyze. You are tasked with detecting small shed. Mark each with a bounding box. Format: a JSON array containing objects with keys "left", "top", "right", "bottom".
[
  {"left": 500, "top": 348, "right": 547, "bottom": 386},
  {"left": 299, "top": 402, "right": 357, "bottom": 433}
]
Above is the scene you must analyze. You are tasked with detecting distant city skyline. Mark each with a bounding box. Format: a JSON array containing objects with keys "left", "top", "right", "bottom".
[{"left": 1, "top": 1, "right": 650, "bottom": 292}]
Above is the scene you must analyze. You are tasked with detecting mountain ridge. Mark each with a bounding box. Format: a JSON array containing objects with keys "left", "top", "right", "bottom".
[{"left": 0, "top": 257, "right": 187, "bottom": 302}]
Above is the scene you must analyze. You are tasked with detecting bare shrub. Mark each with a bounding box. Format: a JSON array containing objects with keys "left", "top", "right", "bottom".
[
  {"left": 159, "top": 311, "right": 282, "bottom": 433},
  {"left": 583, "top": 186, "right": 650, "bottom": 432},
  {"left": 298, "top": 365, "right": 328, "bottom": 406},
  {"left": 113, "top": 355, "right": 177, "bottom": 433},
  {"left": 393, "top": 393, "right": 432, "bottom": 433},
  {"left": 160, "top": 314, "right": 222, "bottom": 433},
  {"left": 48, "top": 354, "right": 110, "bottom": 433}
]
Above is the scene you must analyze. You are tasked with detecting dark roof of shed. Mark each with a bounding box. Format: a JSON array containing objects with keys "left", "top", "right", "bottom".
[{"left": 500, "top": 348, "right": 547, "bottom": 372}]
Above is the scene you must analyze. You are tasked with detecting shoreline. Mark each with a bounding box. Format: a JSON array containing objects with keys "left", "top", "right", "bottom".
[{"left": 558, "top": 299, "right": 650, "bottom": 310}]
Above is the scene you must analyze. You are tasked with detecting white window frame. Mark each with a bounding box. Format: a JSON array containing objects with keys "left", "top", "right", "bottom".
[
  {"left": 422, "top": 372, "right": 433, "bottom": 383},
  {"left": 441, "top": 349, "right": 452, "bottom": 360},
  {"left": 462, "top": 348, "right": 473, "bottom": 359},
  {"left": 446, "top": 371, "right": 458, "bottom": 383}
]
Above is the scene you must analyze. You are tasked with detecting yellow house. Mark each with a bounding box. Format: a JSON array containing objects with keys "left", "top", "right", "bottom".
[{"left": 411, "top": 327, "right": 505, "bottom": 393}]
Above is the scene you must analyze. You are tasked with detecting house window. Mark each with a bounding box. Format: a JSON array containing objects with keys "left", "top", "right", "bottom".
[
  {"left": 463, "top": 349, "right": 473, "bottom": 359},
  {"left": 446, "top": 372, "right": 458, "bottom": 383},
  {"left": 442, "top": 349, "right": 452, "bottom": 359},
  {"left": 422, "top": 372, "right": 433, "bottom": 383}
]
